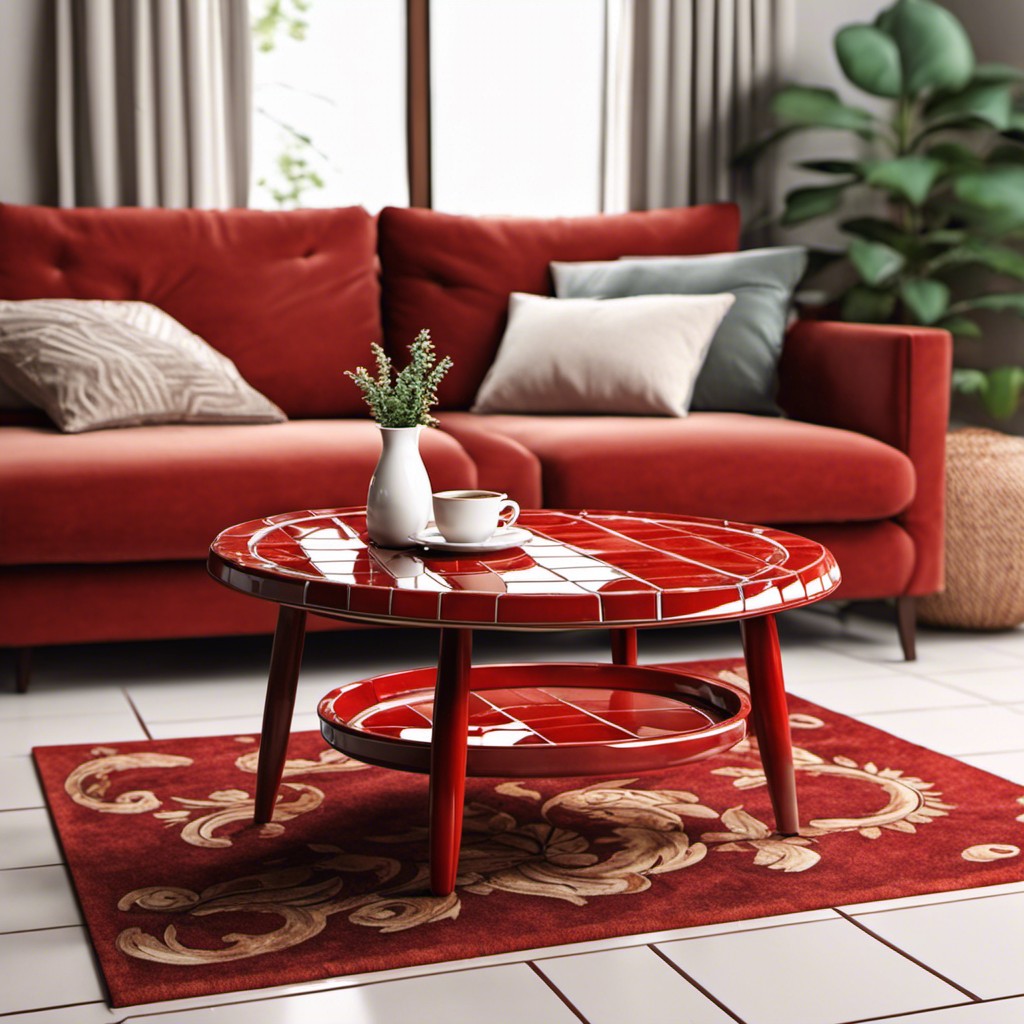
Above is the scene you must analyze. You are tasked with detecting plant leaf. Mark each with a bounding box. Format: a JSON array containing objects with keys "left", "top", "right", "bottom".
[
  {"left": 884, "top": 0, "right": 974, "bottom": 96},
  {"left": 957, "top": 366, "right": 1024, "bottom": 418},
  {"left": 841, "top": 217, "right": 913, "bottom": 250},
  {"left": 804, "top": 248, "right": 846, "bottom": 278},
  {"left": 732, "top": 125, "right": 802, "bottom": 166},
  {"left": 781, "top": 184, "right": 852, "bottom": 225},
  {"left": 841, "top": 284, "right": 898, "bottom": 322},
  {"left": 971, "top": 63, "right": 1024, "bottom": 84},
  {"left": 797, "top": 159, "right": 862, "bottom": 175},
  {"left": 952, "top": 367, "right": 988, "bottom": 394},
  {"left": 772, "top": 85, "right": 876, "bottom": 133},
  {"left": 938, "top": 241, "right": 1024, "bottom": 279},
  {"left": 835, "top": 24, "right": 903, "bottom": 98},
  {"left": 951, "top": 292, "right": 1024, "bottom": 315},
  {"left": 926, "top": 82, "right": 1014, "bottom": 131},
  {"left": 863, "top": 156, "right": 944, "bottom": 206},
  {"left": 989, "top": 143, "right": 1024, "bottom": 166},
  {"left": 922, "top": 228, "right": 969, "bottom": 246},
  {"left": 937, "top": 315, "right": 982, "bottom": 337},
  {"left": 849, "top": 237, "right": 906, "bottom": 286},
  {"left": 954, "top": 166, "right": 1024, "bottom": 223},
  {"left": 901, "top": 278, "right": 951, "bottom": 323},
  {"left": 926, "top": 141, "right": 982, "bottom": 172},
  {"left": 983, "top": 366, "right": 1024, "bottom": 418}
]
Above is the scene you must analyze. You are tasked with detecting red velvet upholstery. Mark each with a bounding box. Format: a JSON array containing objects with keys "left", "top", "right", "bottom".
[
  {"left": 0, "top": 563, "right": 354, "bottom": 647},
  {"left": 378, "top": 204, "right": 741, "bottom": 409},
  {"left": 782, "top": 522, "right": 916, "bottom": 601},
  {"left": 434, "top": 413, "right": 543, "bottom": 506},
  {"left": 779, "top": 321, "right": 952, "bottom": 596},
  {"left": 0, "top": 422, "right": 475, "bottom": 565},
  {"left": 0, "top": 204, "right": 953, "bottom": 655},
  {"left": 0, "top": 203, "right": 381, "bottom": 418},
  {"left": 443, "top": 412, "right": 915, "bottom": 525}
]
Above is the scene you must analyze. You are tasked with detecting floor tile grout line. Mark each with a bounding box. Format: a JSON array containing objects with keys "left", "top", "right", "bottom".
[
  {"left": 527, "top": 961, "right": 590, "bottom": 1022},
  {"left": 646, "top": 943, "right": 748, "bottom": 1023},
  {"left": 0, "top": 803, "right": 45, "bottom": 814},
  {"left": 0, "top": 1000, "right": 119, "bottom": 1021},
  {"left": 111, "top": 958, "right": 590, "bottom": 1020},
  {"left": 834, "top": 994, "right": 1014, "bottom": 1024},
  {"left": 0, "top": 862, "right": 63, "bottom": 872},
  {"left": 524, "top": 914, "right": 840, "bottom": 962},
  {"left": 847, "top": 885, "right": 1024, "bottom": 916},
  {"left": 0, "top": 921, "right": 82, "bottom": 937},
  {"left": 953, "top": 745, "right": 1024, "bottom": 758},
  {"left": 832, "top": 907, "right": 982, "bottom": 1002},
  {"left": 854, "top": 702, "right": 993, "bottom": 717},
  {"left": 123, "top": 688, "right": 153, "bottom": 741}
]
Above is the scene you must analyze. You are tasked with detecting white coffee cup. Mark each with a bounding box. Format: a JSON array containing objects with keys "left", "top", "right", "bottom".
[{"left": 432, "top": 490, "right": 520, "bottom": 544}]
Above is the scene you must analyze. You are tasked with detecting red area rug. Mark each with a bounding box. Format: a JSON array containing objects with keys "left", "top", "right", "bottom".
[{"left": 34, "top": 659, "right": 1024, "bottom": 1008}]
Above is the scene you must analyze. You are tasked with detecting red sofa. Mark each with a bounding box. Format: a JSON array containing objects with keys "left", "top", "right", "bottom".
[{"left": 0, "top": 201, "right": 951, "bottom": 675}]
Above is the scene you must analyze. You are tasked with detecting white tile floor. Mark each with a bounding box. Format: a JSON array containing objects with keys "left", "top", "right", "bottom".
[{"left": 2, "top": 607, "right": 1024, "bottom": 1024}]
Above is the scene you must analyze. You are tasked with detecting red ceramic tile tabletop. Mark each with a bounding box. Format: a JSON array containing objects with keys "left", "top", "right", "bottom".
[{"left": 208, "top": 508, "right": 841, "bottom": 628}]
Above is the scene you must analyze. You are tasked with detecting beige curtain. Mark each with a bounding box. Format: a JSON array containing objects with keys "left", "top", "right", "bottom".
[
  {"left": 602, "top": 0, "right": 793, "bottom": 216},
  {"left": 56, "top": 0, "right": 251, "bottom": 207}
]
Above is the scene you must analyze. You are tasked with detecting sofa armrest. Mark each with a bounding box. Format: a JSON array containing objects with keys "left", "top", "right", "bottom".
[{"left": 778, "top": 319, "right": 952, "bottom": 595}]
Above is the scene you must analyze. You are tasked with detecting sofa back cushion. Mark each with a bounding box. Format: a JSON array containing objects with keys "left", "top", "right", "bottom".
[
  {"left": 0, "top": 203, "right": 381, "bottom": 418},
  {"left": 378, "top": 204, "right": 741, "bottom": 409}
]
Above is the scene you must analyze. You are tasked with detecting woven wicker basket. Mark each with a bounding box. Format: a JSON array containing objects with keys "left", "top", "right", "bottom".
[{"left": 919, "top": 427, "right": 1024, "bottom": 630}]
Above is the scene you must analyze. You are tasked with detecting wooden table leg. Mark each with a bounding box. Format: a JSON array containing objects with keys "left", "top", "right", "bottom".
[
  {"left": 740, "top": 614, "right": 799, "bottom": 836},
  {"left": 429, "top": 627, "right": 473, "bottom": 896},
  {"left": 254, "top": 606, "right": 307, "bottom": 825},
  {"left": 610, "top": 627, "right": 638, "bottom": 666}
]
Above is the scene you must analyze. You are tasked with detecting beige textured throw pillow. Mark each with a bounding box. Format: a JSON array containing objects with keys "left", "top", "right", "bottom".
[
  {"left": 0, "top": 299, "right": 286, "bottom": 432},
  {"left": 472, "top": 291, "right": 735, "bottom": 417}
]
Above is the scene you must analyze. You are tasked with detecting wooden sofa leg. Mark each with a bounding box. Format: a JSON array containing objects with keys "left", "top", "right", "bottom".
[
  {"left": 896, "top": 597, "right": 916, "bottom": 662},
  {"left": 15, "top": 648, "right": 33, "bottom": 693}
]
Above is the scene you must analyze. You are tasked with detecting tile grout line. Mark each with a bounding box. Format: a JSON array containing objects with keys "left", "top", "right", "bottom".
[
  {"left": 832, "top": 907, "right": 982, "bottom": 1002},
  {"left": 123, "top": 688, "right": 153, "bottom": 741},
  {"left": 835, "top": 994, "right": 1014, "bottom": 1023},
  {"left": 0, "top": 922, "right": 82, "bottom": 937},
  {"left": 647, "top": 944, "right": 748, "bottom": 1023},
  {"left": 847, "top": 885, "right": 1024, "bottom": 917},
  {"left": 0, "top": 1000, "right": 120, "bottom": 1021},
  {"left": 527, "top": 961, "right": 589, "bottom": 1022}
]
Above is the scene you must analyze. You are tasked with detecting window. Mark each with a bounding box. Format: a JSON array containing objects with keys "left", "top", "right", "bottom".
[
  {"left": 250, "top": 0, "right": 408, "bottom": 211},
  {"left": 430, "top": 0, "right": 606, "bottom": 216},
  {"left": 249, "top": 0, "right": 607, "bottom": 216}
]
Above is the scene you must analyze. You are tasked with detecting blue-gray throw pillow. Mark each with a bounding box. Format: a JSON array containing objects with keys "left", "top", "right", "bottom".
[{"left": 551, "top": 246, "right": 807, "bottom": 414}]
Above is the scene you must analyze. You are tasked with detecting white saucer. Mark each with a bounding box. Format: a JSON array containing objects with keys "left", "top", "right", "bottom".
[{"left": 408, "top": 525, "right": 534, "bottom": 554}]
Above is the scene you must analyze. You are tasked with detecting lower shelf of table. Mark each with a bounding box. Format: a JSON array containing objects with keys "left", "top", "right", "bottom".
[{"left": 318, "top": 662, "right": 751, "bottom": 777}]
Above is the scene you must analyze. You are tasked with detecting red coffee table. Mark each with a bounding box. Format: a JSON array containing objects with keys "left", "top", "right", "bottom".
[{"left": 208, "top": 508, "right": 840, "bottom": 896}]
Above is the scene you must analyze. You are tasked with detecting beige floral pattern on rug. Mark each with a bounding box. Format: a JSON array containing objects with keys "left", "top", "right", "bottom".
[
  {"left": 61, "top": 712, "right": 1024, "bottom": 967},
  {"left": 65, "top": 745, "right": 367, "bottom": 848}
]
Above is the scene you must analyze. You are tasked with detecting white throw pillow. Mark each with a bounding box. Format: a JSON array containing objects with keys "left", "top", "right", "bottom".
[{"left": 472, "top": 291, "right": 735, "bottom": 417}]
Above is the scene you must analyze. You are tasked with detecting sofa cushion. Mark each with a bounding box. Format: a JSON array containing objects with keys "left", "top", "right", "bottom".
[
  {"left": 551, "top": 246, "right": 808, "bottom": 414},
  {"left": 472, "top": 291, "right": 735, "bottom": 416},
  {"left": 378, "top": 204, "right": 741, "bottom": 410},
  {"left": 442, "top": 411, "right": 915, "bottom": 525},
  {"left": 0, "top": 203, "right": 381, "bottom": 419},
  {"left": 0, "top": 422, "right": 476, "bottom": 565},
  {"left": 0, "top": 299, "right": 285, "bottom": 432}
]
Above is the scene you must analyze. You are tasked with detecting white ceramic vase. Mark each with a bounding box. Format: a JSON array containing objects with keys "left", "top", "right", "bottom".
[{"left": 366, "top": 425, "right": 432, "bottom": 548}]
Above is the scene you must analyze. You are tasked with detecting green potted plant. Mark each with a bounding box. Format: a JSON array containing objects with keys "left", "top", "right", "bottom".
[
  {"left": 347, "top": 329, "right": 452, "bottom": 547},
  {"left": 738, "top": 0, "right": 1024, "bottom": 419},
  {"left": 738, "top": 0, "right": 1024, "bottom": 629}
]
